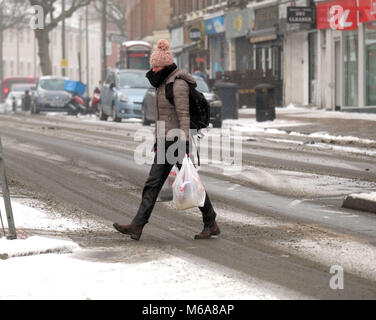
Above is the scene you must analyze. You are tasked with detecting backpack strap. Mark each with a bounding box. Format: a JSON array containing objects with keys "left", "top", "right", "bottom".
[
  {"left": 165, "top": 82, "right": 175, "bottom": 106},
  {"left": 165, "top": 77, "right": 194, "bottom": 106}
]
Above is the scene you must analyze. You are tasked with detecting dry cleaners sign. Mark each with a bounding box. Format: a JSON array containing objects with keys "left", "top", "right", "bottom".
[{"left": 287, "top": 7, "right": 315, "bottom": 24}]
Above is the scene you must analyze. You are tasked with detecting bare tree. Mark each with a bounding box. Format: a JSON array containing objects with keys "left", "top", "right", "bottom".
[
  {"left": 28, "top": 0, "right": 92, "bottom": 75},
  {"left": 0, "top": 0, "right": 30, "bottom": 97},
  {"left": 94, "top": 0, "right": 126, "bottom": 37}
]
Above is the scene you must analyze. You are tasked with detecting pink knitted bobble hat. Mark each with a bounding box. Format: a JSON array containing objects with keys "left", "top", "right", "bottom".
[{"left": 150, "top": 39, "right": 175, "bottom": 68}]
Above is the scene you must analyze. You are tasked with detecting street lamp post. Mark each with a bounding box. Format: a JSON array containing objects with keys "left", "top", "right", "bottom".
[
  {"left": 86, "top": 5, "right": 89, "bottom": 95},
  {"left": 102, "top": 0, "right": 107, "bottom": 83},
  {"left": 62, "top": 0, "right": 66, "bottom": 77},
  {"left": 0, "top": 136, "right": 17, "bottom": 240}
]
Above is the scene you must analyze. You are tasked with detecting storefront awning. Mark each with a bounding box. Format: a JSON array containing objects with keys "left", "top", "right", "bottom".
[
  {"left": 171, "top": 42, "right": 199, "bottom": 54},
  {"left": 225, "top": 8, "right": 252, "bottom": 40},
  {"left": 205, "top": 15, "right": 225, "bottom": 35},
  {"left": 250, "top": 28, "right": 277, "bottom": 43}
]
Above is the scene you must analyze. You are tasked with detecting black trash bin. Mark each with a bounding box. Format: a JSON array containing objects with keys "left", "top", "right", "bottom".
[
  {"left": 23, "top": 91, "right": 31, "bottom": 111},
  {"left": 214, "top": 82, "right": 238, "bottom": 120},
  {"left": 254, "top": 83, "right": 276, "bottom": 122}
]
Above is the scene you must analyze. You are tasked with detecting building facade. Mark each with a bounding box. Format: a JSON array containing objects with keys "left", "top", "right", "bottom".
[
  {"left": 170, "top": 0, "right": 285, "bottom": 108},
  {"left": 169, "top": 0, "right": 376, "bottom": 112},
  {"left": 125, "top": 0, "right": 171, "bottom": 45},
  {"left": 2, "top": 6, "right": 102, "bottom": 94}
]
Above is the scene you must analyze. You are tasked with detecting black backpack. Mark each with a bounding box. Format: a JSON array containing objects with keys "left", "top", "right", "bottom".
[{"left": 165, "top": 78, "right": 210, "bottom": 134}]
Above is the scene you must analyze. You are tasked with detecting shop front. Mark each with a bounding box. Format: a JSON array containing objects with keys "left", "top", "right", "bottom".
[
  {"left": 183, "top": 20, "right": 208, "bottom": 75},
  {"left": 204, "top": 14, "right": 226, "bottom": 79},
  {"left": 316, "top": 0, "right": 376, "bottom": 112},
  {"left": 361, "top": 1, "right": 376, "bottom": 109},
  {"left": 249, "top": 4, "right": 283, "bottom": 108},
  {"left": 170, "top": 26, "right": 185, "bottom": 69},
  {"left": 225, "top": 8, "right": 252, "bottom": 70}
]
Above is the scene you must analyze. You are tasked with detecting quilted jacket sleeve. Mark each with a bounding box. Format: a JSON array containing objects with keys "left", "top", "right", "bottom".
[{"left": 173, "top": 79, "right": 191, "bottom": 140}]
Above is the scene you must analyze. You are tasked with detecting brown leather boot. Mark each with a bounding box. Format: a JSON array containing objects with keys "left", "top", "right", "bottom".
[
  {"left": 113, "top": 223, "right": 144, "bottom": 241},
  {"left": 194, "top": 221, "right": 221, "bottom": 240}
]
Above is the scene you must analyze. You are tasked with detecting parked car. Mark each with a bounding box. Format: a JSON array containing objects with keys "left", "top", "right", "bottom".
[
  {"left": 4, "top": 84, "right": 36, "bottom": 112},
  {"left": 98, "top": 69, "right": 151, "bottom": 122},
  {"left": 32, "top": 76, "right": 71, "bottom": 114},
  {"left": 142, "top": 75, "right": 223, "bottom": 128}
]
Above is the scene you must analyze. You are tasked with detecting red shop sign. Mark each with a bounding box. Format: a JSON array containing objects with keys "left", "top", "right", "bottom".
[
  {"left": 359, "top": 0, "right": 376, "bottom": 22},
  {"left": 317, "top": 0, "right": 358, "bottom": 30}
]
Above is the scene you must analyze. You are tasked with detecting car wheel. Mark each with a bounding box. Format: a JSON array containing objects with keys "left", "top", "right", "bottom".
[
  {"left": 112, "top": 105, "right": 121, "bottom": 123},
  {"left": 212, "top": 118, "right": 222, "bottom": 128},
  {"left": 98, "top": 104, "right": 108, "bottom": 121},
  {"left": 67, "top": 107, "right": 77, "bottom": 116},
  {"left": 142, "top": 105, "right": 151, "bottom": 126}
]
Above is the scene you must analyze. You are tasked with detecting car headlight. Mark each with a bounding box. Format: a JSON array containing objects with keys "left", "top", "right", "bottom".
[{"left": 118, "top": 93, "right": 129, "bottom": 103}]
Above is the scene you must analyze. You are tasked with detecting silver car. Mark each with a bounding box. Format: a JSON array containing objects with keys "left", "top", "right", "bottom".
[{"left": 33, "top": 76, "right": 71, "bottom": 114}]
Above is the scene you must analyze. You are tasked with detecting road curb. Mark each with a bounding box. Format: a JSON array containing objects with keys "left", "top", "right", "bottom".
[
  {"left": 0, "top": 235, "right": 79, "bottom": 260},
  {"left": 342, "top": 193, "right": 376, "bottom": 214}
]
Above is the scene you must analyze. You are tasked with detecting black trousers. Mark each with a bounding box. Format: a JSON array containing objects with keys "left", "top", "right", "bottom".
[{"left": 132, "top": 144, "right": 217, "bottom": 228}]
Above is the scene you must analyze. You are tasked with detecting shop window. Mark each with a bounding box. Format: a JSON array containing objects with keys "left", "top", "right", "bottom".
[
  {"left": 211, "top": 35, "right": 225, "bottom": 78},
  {"left": 309, "top": 32, "right": 318, "bottom": 104},
  {"left": 365, "top": 22, "right": 376, "bottom": 106},
  {"left": 235, "top": 37, "right": 252, "bottom": 71},
  {"left": 343, "top": 31, "right": 358, "bottom": 106},
  {"left": 265, "top": 48, "right": 270, "bottom": 74},
  {"left": 272, "top": 46, "right": 282, "bottom": 80},
  {"left": 255, "top": 47, "right": 263, "bottom": 71}
]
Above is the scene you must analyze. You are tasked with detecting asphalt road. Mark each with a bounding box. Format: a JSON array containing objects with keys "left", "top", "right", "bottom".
[{"left": 1, "top": 113, "right": 376, "bottom": 299}]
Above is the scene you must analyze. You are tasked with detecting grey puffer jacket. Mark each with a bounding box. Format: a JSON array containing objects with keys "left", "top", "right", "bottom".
[{"left": 155, "top": 69, "right": 196, "bottom": 141}]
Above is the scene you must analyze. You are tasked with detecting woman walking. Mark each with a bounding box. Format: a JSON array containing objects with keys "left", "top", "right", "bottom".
[{"left": 113, "top": 39, "right": 220, "bottom": 241}]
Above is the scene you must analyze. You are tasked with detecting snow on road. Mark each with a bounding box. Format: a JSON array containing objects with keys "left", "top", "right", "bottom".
[
  {"left": 0, "top": 197, "right": 310, "bottom": 300},
  {"left": 0, "top": 103, "right": 10, "bottom": 114},
  {"left": 347, "top": 192, "right": 376, "bottom": 202}
]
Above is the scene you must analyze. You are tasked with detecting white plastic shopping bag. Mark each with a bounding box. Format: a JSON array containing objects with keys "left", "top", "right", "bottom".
[
  {"left": 157, "top": 166, "right": 179, "bottom": 202},
  {"left": 168, "top": 166, "right": 179, "bottom": 187},
  {"left": 172, "top": 155, "right": 206, "bottom": 210}
]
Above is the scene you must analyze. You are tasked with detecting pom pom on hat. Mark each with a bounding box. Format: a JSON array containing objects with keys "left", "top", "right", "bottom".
[
  {"left": 150, "top": 39, "right": 174, "bottom": 68},
  {"left": 157, "top": 39, "right": 170, "bottom": 51}
]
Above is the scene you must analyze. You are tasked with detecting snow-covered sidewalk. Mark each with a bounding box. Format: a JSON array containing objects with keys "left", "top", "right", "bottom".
[
  {"left": 0, "top": 197, "right": 309, "bottom": 300},
  {"left": 229, "top": 106, "right": 376, "bottom": 146}
]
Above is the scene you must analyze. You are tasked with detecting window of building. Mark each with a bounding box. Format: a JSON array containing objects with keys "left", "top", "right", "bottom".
[
  {"left": 272, "top": 46, "right": 282, "bottom": 80},
  {"left": 10, "top": 61, "right": 14, "bottom": 76},
  {"left": 235, "top": 37, "right": 253, "bottom": 70},
  {"left": 19, "top": 28, "right": 23, "bottom": 43},
  {"left": 343, "top": 30, "right": 358, "bottom": 106},
  {"left": 265, "top": 47, "right": 270, "bottom": 72},
  {"left": 255, "top": 47, "right": 263, "bottom": 71},
  {"left": 309, "top": 32, "right": 318, "bottom": 104},
  {"left": 27, "top": 28, "right": 31, "bottom": 44},
  {"left": 365, "top": 22, "right": 376, "bottom": 106}
]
